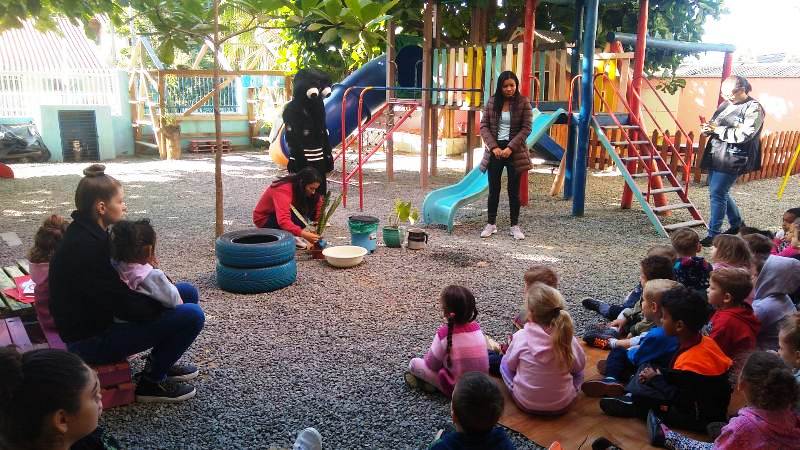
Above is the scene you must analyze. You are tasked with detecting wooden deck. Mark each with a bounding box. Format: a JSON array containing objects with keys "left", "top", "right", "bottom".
[{"left": 496, "top": 344, "right": 738, "bottom": 449}]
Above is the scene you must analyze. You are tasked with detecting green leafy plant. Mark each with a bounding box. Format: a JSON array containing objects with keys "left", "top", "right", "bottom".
[
  {"left": 161, "top": 113, "right": 181, "bottom": 133},
  {"left": 315, "top": 191, "right": 342, "bottom": 235},
  {"left": 387, "top": 199, "right": 419, "bottom": 229}
]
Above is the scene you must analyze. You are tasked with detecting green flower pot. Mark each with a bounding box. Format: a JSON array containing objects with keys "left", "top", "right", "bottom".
[{"left": 383, "top": 226, "right": 403, "bottom": 248}]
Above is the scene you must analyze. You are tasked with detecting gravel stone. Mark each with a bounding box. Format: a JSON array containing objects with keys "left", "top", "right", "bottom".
[{"left": 1, "top": 153, "right": 797, "bottom": 449}]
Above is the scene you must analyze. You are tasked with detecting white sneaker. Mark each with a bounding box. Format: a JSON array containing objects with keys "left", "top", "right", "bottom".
[
  {"left": 509, "top": 225, "right": 525, "bottom": 240},
  {"left": 293, "top": 427, "right": 322, "bottom": 450},
  {"left": 480, "top": 224, "right": 497, "bottom": 238}
]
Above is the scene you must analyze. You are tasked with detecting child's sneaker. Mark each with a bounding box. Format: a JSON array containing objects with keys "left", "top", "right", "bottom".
[
  {"left": 480, "top": 224, "right": 497, "bottom": 238},
  {"left": 581, "top": 378, "right": 626, "bottom": 398},
  {"left": 404, "top": 371, "right": 437, "bottom": 393},
  {"left": 588, "top": 337, "right": 611, "bottom": 349},
  {"left": 599, "top": 395, "right": 639, "bottom": 418},
  {"left": 135, "top": 378, "right": 196, "bottom": 403},
  {"left": 293, "top": 427, "right": 322, "bottom": 450}
]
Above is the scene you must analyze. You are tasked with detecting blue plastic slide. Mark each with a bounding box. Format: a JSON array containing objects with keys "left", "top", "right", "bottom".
[{"left": 422, "top": 108, "right": 567, "bottom": 232}]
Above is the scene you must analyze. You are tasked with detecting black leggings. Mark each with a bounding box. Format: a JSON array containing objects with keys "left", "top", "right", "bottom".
[{"left": 487, "top": 140, "right": 520, "bottom": 226}]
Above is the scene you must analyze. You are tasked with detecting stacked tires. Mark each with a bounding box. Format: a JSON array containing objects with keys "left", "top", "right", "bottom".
[{"left": 215, "top": 228, "right": 297, "bottom": 294}]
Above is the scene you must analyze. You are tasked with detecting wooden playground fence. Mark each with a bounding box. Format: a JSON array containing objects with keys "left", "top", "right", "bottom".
[{"left": 548, "top": 125, "right": 800, "bottom": 184}]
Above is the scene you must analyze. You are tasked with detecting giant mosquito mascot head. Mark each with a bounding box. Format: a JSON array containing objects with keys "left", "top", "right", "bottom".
[{"left": 283, "top": 68, "right": 334, "bottom": 192}]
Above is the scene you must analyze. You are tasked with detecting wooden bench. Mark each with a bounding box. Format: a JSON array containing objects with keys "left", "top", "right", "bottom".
[
  {"left": 1, "top": 260, "right": 134, "bottom": 409},
  {"left": 0, "top": 260, "right": 33, "bottom": 316},
  {"left": 189, "top": 139, "right": 232, "bottom": 153}
]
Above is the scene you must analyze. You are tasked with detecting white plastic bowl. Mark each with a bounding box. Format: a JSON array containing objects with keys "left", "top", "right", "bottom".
[{"left": 322, "top": 245, "right": 368, "bottom": 268}]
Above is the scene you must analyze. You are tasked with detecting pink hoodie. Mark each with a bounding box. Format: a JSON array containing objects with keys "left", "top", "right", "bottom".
[
  {"left": 716, "top": 407, "right": 800, "bottom": 449},
  {"left": 501, "top": 322, "right": 586, "bottom": 413}
]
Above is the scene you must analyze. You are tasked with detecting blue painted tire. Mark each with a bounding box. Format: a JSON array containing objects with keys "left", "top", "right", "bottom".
[
  {"left": 216, "top": 259, "right": 297, "bottom": 294},
  {"left": 215, "top": 228, "right": 295, "bottom": 268}
]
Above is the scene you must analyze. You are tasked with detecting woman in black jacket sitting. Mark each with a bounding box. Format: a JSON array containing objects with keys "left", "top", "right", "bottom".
[
  {"left": 699, "top": 75, "right": 765, "bottom": 246},
  {"left": 49, "top": 165, "right": 205, "bottom": 403}
]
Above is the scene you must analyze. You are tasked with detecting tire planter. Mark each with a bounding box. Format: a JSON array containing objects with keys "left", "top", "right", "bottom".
[
  {"left": 215, "top": 228, "right": 295, "bottom": 268},
  {"left": 216, "top": 259, "right": 297, "bottom": 294}
]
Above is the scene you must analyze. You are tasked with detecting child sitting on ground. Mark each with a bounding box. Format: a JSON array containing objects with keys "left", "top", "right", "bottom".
[
  {"left": 670, "top": 228, "right": 713, "bottom": 298},
  {"left": 581, "top": 280, "right": 680, "bottom": 397},
  {"left": 705, "top": 268, "right": 760, "bottom": 363},
  {"left": 711, "top": 235, "right": 753, "bottom": 271},
  {"left": 500, "top": 282, "right": 586, "bottom": 415},
  {"left": 407, "top": 285, "right": 489, "bottom": 397},
  {"left": 648, "top": 351, "right": 800, "bottom": 449},
  {"left": 27, "top": 215, "right": 69, "bottom": 340},
  {"left": 774, "top": 218, "right": 800, "bottom": 258},
  {"left": 428, "top": 372, "right": 515, "bottom": 449},
  {"left": 512, "top": 264, "right": 559, "bottom": 329},
  {"left": 774, "top": 207, "right": 800, "bottom": 254},
  {"left": 584, "top": 255, "right": 676, "bottom": 349},
  {"left": 752, "top": 254, "right": 800, "bottom": 351},
  {"left": 778, "top": 314, "right": 800, "bottom": 401},
  {"left": 582, "top": 245, "right": 676, "bottom": 321},
  {"left": 600, "top": 286, "right": 733, "bottom": 432},
  {"left": 110, "top": 219, "right": 182, "bottom": 316}
]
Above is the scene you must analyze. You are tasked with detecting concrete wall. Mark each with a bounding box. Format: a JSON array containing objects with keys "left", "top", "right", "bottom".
[{"left": 647, "top": 77, "right": 800, "bottom": 135}]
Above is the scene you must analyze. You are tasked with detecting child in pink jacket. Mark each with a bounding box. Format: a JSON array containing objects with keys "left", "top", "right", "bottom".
[
  {"left": 500, "top": 282, "right": 586, "bottom": 414},
  {"left": 649, "top": 351, "right": 800, "bottom": 449},
  {"left": 406, "top": 285, "right": 489, "bottom": 397}
]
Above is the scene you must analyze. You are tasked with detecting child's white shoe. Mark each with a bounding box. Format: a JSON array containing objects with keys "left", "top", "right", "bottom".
[
  {"left": 293, "top": 427, "right": 322, "bottom": 450},
  {"left": 480, "top": 224, "right": 497, "bottom": 238},
  {"left": 509, "top": 225, "right": 525, "bottom": 240}
]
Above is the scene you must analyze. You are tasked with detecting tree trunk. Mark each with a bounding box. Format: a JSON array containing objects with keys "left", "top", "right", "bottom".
[{"left": 213, "top": 0, "right": 224, "bottom": 237}]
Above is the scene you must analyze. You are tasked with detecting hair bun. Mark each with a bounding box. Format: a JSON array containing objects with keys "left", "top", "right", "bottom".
[{"left": 83, "top": 164, "right": 106, "bottom": 177}]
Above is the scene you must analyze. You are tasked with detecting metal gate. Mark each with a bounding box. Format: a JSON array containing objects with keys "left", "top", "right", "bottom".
[{"left": 58, "top": 110, "right": 99, "bottom": 161}]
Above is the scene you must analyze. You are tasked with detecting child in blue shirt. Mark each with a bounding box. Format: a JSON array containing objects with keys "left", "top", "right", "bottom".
[
  {"left": 581, "top": 279, "right": 680, "bottom": 397},
  {"left": 429, "top": 372, "right": 515, "bottom": 450},
  {"left": 670, "top": 228, "right": 713, "bottom": 299}
]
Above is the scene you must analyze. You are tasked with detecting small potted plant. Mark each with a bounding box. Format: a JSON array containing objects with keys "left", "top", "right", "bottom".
[
  {"left": 383, "top": 199, "right": 419, "bottom": 248},
  {"left": 161, "top": 114, "right": 181, "bottom": 160}
]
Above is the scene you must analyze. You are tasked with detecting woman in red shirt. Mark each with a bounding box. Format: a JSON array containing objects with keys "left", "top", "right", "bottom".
[{"left": 253, "top": 167, "right": 323, "bottom": 245}]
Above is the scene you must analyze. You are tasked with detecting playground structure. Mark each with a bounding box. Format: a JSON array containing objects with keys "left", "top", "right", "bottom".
[
  {"left": 267, "top": 0, "right": 740, "bottom": 237},
  {"left": 127, "top": 35, "right": 292, "bottom": 158}
]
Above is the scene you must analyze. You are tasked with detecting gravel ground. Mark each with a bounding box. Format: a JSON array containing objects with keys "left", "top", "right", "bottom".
[{"left": 1, "top": 152, "right": 798, "bottom": 450}]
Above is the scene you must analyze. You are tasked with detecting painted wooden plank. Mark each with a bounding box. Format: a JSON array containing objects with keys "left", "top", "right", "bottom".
[
  {"left": 483, "top": 45, "right": 493, "bottom": 106},
  {"left": 16, "top": 259, "right": 29, "bottom": 275},
  {"left": 465, "top": 46, "right": 474, "bottom": 108},
  {"left": 539, "top": 51, "right": 546, "bottom": 101},
  {"left": 439, "top": 49, "right": 447, "bottom": 105},
  {"left": 547, "top": 52, "right": 557, "bottom": 102},
  {"left": 475, "top": 47, "right": 484, "bottom": 107},
  {"left": 618, "top": 58, "right": 631, "bottom": 106},
  {"left": 448, "top": 48, "right": 456, "bottom": 105},
  {"left": 494, "top": 43, "right": 503, "bottom": 90},
  {"left": 4, "top": 265, "right": 24, "bottom": 279},
  {"left": 558, "top": 50, "right": 568, "bottom": 100},
  {"left": 457, "top": 47, "right": 465, "bottom": 106},
  {"left": 432, "top": 49, "right": 440, "bottom": 104},
  {"left": 504, "top": 43, "right": 513, "bottom": 71},
  {"left": 0, "top": 268, "right": 29, "bottom": 311},
  {"left": 516, "top": 43, "right": 524, "bottom": 82},
  {"left": 5, "top": 317, "right": 31, "bottom": 350}
]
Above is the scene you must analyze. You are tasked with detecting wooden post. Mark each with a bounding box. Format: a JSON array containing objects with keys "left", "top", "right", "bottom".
[
  {"left": 129, "top": 73, "right": 141, "bottom": 152},
  {"left": 246, "top": 87, "right": 256, "bottom": 145},
  {"left": 386, "top": 20, "right": 396, "bottom": 181},
  {"left": 518, "top": 0, "right": 537, "bottom": 206},
  {"left": 212, "top": 0, "right": 224, "bottom": 237},
  {"left": 430, "top": 1, "right": 439, "bottom": 177},
  {"left": 157, "top": 72, "right": 167, "bottom": 155},
  {"left": 420, "top": 0, "right": 433, "bottom": 188}
]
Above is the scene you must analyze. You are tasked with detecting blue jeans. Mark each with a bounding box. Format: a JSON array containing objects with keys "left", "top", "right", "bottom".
[
  {"left": 68, "top": 282, "right": 205, "bottom": 382},
  {"left": 707, "top": 169, "right": 742, "bottom": 236}
]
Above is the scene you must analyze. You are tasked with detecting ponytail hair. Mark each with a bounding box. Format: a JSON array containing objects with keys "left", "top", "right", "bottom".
[
  {"left": 0, "top": 347, "right": 92, "bottom": 447},
  {"left": 74, "top": 164, "right": 122, "bottom": 217},
  {"left": 28, "top": 215, "right": 69, "bottom": 263},
  {"left": 526, "top": 282, "right": 575, "bottom": 371},
  {"left": 440, "top": 285, "right": 478, "bottom": 368},
  {"left": 740, "top": 351, "right": 798, "bottom": 410}
]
